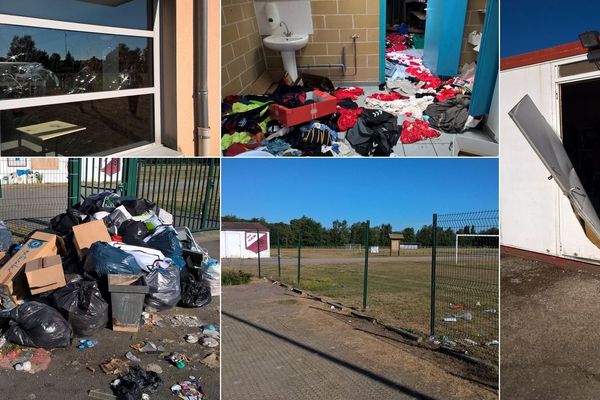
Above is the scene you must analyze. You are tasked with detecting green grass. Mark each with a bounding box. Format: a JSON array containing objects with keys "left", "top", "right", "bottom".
[{"left": 222, "top": 269, "right": 253, "bottom": 286}]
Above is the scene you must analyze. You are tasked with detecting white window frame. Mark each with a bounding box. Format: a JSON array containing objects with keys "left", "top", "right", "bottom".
[
  {"left": 0, "top": 0, "right": 162, "bottom": 155},
  {"left": 552, "top": 54, "right": 600, "bottom": 139}
]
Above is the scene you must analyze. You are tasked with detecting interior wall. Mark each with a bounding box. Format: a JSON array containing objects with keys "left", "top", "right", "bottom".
[
  {"left": 264, "top": 0, "right": 380, "bottom": 82},
  {"left": 222, "top": 0, "right": 267, "bottom": 95},
  {"left": 459, "top": 0, "right": 487, "bottom": 66}
]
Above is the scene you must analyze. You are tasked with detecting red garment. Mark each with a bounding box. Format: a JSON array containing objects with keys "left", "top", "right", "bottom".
[
  {"left": 334, "top": 87, "right": 365, "bottom": 101},
  {"left": 387, "top": 43, "right": 408, "bottom": 52},
  {"left": 224, "top": 142, "right": 260, "bottom": 157},
  {"left": 436, "top": 87, "right": 461, "bottom": 102},
  {"left": 337, "top": 108, "right": 363, "bottom": 131},
  {"left": 367, "top": 92, "right": 406, "bottom": 101},
  {"left": 405, "top": 66, "right": 443, "bottom": 89},
  {"left": 401, "top": 119, "right": 441, "bottom": 144}
]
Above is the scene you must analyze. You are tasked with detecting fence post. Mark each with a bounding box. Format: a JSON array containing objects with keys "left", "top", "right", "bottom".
[
  {"left": 297, "top": 228, "right": 302, "bottom": 287},
  {"left": 122, "top": 158, "right": 139, "bottom": 197},
  {"left": 200, "top": 160, "right": 216, "bottom": 229},
  {"left": 67, "top": 158, "right": 81, "bottom": 208},
  {"left": 277, "top": 229, "right": 281, "bottom": 277},
  {"left": 257, "top": 228, "right": 261, "bottom": 278},
  {"left": 362, "top": 220, "right": 370, "bottom": 310},
  {"left": 430, "top": 213, "right": 438, "bottom": 337}
]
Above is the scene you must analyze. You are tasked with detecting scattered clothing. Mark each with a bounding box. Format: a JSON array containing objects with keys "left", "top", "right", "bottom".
[
  {"left": 425, "top": 95, "right": 471, "bottom": 133},
  {"left": 367, "top": 92, "right": 405, "bottom": 102},
  {"left": 333, "top": 87, "right": 364, "bottom": 101},
  {"left": 337, "top": 108, "right": 363, "bottom": 132},
  {"left": 401, "top": 119, "right": 441, "bottom": 144}
]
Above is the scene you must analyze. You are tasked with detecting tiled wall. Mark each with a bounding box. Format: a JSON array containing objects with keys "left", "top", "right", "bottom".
[
  {"left": 264, "top": 0, "right": 380, "bottom": 82},
  {"left": 459, "top": 0, "right": 487, "bottom": 66},
  {"left": 222, "top": 0, "right": 267, "bottom": 95}
]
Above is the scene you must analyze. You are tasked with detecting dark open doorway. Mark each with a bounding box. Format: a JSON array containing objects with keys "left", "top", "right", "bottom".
[
  {"left": 385, "top": 0, "right": 426, "bottom": 33},
  {"left": 561, "top": 77, "right": 600, "bottom": 213}
]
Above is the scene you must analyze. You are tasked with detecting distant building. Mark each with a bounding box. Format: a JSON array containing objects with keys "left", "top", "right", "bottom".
[
  {"left": 221, "top": 222, "right": 270, "bottom": 259},
  {"left": 389, "top": 233, "right": 405, "bottom": 256},
  {"left": 400, "top": 242, "right": 421, "bottom": 250}
]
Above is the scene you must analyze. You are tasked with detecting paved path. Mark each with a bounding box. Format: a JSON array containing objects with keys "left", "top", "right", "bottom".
[{"left": 222, "top": 281, "right": 496, "bottom": 400}]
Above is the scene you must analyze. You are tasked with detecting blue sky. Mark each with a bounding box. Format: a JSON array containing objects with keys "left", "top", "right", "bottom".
[
  {"left": 0, "top": 0, "right": 150, "bottom": 60},
  {"left": 222, "top": 159, "right": 499, "bottom": 231},
  {"left": 502, "top": 0, "right": 600, "bottom": 58}
]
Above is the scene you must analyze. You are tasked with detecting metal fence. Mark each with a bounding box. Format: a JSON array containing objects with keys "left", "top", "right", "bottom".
[
  {"left": 0, "top": 158, "right": 69, "bottom": 240},
  {"left": 222, "top": 212, "right": 499, "bottom": 365},
  {"left": 431, "top": 210, "right": 499, "bottom": 362},
  {"left": 136, "top": 159, "right": 220, "bottom": 231},
  {"left": 0, "top": 157, "right": 220, "bottom": 239},
  {"left": 222, "top": 219, "right": 433, "bottom": 342},
  {"left": 70, "top": 157, "right": 220, "bottom": 232}
]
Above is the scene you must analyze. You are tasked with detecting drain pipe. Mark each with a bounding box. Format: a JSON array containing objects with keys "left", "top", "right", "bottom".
[
  {"left": 297, "top": 35, "right": 359, "bottom": 76},
  {"left": 194, "top": 0, "right": 210, "bottom": 156}
]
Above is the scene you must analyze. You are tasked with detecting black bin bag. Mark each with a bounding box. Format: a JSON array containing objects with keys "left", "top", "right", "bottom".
[
  {"left": 178, "top": 267, "right": 211, "bottom": 308},
  {"left": 145, "top": 264, "right": 181, "bottom": 311},
  {"left": 6, "top": 302, "right": 73, "bottom": 348},
  {"left": 119, "top": 220, "right": 149, "bottom": 246},
  {"left": 53, "top": 280, "right": 109, "bottom": 337}
]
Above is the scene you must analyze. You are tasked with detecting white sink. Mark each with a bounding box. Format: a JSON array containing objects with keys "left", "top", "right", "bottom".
[
  {"left": 263, "top": 34, "right": 309, "bottom": 52},
  {"left": 263, "top": 34, "right": 309, "bottom": 81}
]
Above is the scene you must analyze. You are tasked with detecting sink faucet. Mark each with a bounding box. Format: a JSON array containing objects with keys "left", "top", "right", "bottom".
[{"left": 280, "top": 21, "right": 292, "bottom": 37}]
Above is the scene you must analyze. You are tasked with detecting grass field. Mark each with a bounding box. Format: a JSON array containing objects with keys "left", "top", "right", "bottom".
[
  {"left": 225, "top": 246, "right": 499, "bottom": 362},
  {"left": 277, "top": 247, "right": 433, "bottom": 258}
]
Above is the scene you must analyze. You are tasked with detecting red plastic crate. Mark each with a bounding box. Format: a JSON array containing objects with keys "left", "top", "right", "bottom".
[{"left": 269, "top": 90, "right": 337, "bottom": 127}]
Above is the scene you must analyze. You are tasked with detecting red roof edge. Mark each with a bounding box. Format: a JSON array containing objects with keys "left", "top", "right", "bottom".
[{"left": 501, "top": 41, "right": 587, "bottom": 71}]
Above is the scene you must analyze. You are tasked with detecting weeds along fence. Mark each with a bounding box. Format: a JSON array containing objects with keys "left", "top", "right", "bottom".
[
  {"left": 0, "top": 158, "right": 220, "bottom": 240},
  {"left": 431, "top": 210, "right": 499, "bottom": 362},
  {"left": 222, "top": 211, "right": 499, "bottom": 364}
]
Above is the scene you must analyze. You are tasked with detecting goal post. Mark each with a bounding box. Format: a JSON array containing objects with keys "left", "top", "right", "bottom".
[{"left": 455, "top": 234, "right": 500, "bottom": 265}]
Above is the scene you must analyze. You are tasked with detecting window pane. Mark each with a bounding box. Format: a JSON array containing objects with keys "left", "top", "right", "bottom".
[
  {"left": 0, "top": 0, "right": 154, "bottom": 31},
  {"left": 1, "top": 94, "right": 154, "bottom": 155},
  {"left": 558, "top": 60, "right": 599, "bottom": 78},
  {"left": 0, "top": 25, "right": 153, "bottom": 99}
]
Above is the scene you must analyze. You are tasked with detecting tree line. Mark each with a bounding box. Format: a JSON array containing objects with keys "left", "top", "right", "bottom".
[{"left": 222, "top": 215, "right": 499, "bottom": 248}]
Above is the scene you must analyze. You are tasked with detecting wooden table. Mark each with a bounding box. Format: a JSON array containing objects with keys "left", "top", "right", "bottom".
[{"left": 16, "top": 120, "right": 86, "bottom": 155}]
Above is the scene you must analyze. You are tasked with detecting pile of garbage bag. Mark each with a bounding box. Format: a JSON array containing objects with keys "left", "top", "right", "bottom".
[{"left": 0, "top": 192, "right": 221, "bottom": 350}]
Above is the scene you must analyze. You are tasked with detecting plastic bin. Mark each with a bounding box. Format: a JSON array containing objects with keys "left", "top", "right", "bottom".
[{"left": 108, "top": 274, "right": 149, "bottom": 332}]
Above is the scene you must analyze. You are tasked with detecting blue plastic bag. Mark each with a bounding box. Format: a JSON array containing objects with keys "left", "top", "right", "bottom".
[
  {"left": 145, "top": 228, "right": 186, "bottom": 270},
  {"left": 84, "top": 242, "right": 142, "bottom": 277}
]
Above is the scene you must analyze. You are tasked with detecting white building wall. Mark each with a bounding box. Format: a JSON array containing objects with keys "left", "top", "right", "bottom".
[
  {"left": 220, "top": 230, "right": 271, "bottom": 258},
  {"left": 501, "top": 58, "right": 600, "bottom": 262}
]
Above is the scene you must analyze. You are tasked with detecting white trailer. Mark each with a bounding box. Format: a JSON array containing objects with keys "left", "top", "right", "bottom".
[{"left": 501, "top": 45, "right": 600, "bottom": 263}]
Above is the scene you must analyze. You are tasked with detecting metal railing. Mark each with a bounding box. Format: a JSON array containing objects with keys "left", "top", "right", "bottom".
[{"left": 0, "top": 157, "right": 220, "bottom": 239}]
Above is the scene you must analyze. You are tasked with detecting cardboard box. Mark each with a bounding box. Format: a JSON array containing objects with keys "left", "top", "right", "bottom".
[
  {"left": 25, "top": 255, "right": 66, "bottom": 295},
  {"left": 269, "top": 90, "right": 337, "bottom": 127},
  {"left": 73, "top": 219, "right": 111, "bottom": 259},
  {"left": 0, "top": 232, "right": 65, "bottom": 303}
]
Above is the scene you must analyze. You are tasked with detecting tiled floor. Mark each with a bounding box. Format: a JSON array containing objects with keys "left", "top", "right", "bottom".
[{"left": 345, "top": 85, "right": 497, "bottom": 157}]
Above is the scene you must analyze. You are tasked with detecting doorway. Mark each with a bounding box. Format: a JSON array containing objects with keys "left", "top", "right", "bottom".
[{"left": 560, "top": 77, "right": 600, "bottom": 214}]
